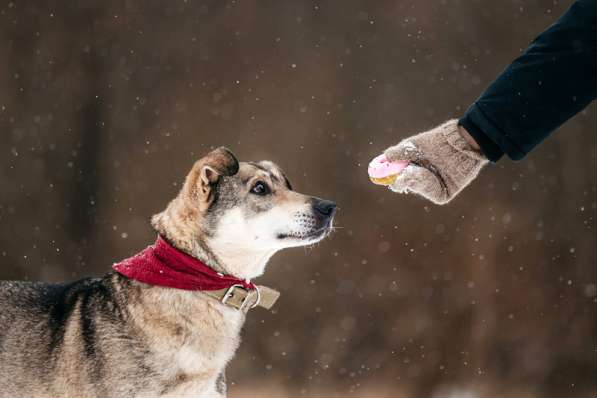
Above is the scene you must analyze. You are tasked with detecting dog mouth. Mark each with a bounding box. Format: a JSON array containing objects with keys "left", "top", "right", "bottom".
[{"left": 276, "top": 220, "right": 333, "bottom": 241}]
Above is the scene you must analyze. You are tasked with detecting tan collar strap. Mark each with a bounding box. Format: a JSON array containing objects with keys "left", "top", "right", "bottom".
[{"left": 203, "top": 284, "right": 280, "bottom": 312}]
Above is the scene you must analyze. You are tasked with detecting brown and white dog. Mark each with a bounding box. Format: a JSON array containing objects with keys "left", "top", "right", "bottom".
[{"left": 0, "top": 147, "right": 336, "bottom": 397}]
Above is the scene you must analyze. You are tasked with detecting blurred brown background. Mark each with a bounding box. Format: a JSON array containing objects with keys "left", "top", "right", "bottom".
[{"left": 1, "top": 0, "right": 596, "bottom": 397}]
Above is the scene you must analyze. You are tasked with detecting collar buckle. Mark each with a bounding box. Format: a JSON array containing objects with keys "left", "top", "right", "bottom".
[
  {"left": 207, "top": 284, "right": 278, "bottom": 311},
  {"left": 251, "top": 286, "right": 261, "bottom": 309},
  {"left": 221, "top": 284, "right": 252, "bottom": 311}
]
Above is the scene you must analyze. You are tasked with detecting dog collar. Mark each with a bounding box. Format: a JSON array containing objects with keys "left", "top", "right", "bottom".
[
  {"left": 202, "top": 284, "right": 280, "bottom": 312},
  {"left": 112, "top": 235, "right": 279, "bottom": 312}
]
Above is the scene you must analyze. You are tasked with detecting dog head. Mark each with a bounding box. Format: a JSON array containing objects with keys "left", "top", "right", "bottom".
[{"left": 152, "top": 147, "right": 336, "bottom": 280}]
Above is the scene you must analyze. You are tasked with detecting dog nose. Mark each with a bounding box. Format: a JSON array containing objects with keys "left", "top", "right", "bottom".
[{"left": 313, "top": 199, "right": 337, "bottom": 217}]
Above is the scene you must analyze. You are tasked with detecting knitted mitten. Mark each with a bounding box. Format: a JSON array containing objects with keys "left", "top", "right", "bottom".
[{"left": 383, "top": 119, "right": 488, "bottom": 205}]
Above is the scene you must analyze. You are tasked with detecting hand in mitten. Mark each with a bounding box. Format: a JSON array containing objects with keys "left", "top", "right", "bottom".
[{"left": 380, "top": 120, "right": 488, "bottom": 205}]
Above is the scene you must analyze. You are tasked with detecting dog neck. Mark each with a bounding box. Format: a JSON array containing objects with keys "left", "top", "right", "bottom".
[
  {"left": 205, "top": 241, "right": 276, "bottom": 281},
  {"left": 151, "top": 198, "right": 275, "bottom": 281}
]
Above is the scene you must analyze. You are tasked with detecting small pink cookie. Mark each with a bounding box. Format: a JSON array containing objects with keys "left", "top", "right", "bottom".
[{"left": 368, "top": 154, "right": 409, "bottom": 186}]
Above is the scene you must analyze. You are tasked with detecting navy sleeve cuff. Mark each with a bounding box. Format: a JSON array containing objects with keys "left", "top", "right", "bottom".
[{"left": 459, "top": 102, "right": 527, "bottom": 162}]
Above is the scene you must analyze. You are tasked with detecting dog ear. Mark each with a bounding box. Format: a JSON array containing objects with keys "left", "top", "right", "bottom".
[{"left": 184, "top": 147, "right": 239, "bottom": 208}]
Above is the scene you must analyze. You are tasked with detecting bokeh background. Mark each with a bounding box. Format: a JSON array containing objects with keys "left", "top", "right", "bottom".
[{"left": 1, "top": 0, "right": 596, "bottom": 397}]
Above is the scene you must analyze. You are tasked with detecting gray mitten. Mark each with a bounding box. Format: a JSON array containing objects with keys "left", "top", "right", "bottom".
[{"left": 383, "top": 119, "right": 488, "bottom": 205}]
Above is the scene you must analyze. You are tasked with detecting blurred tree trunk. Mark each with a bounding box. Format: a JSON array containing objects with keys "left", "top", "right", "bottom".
[
  {"left": 65, "top": 3, "right": 108, "bottom": 264},
  {"left": 69, "top": 50, "right": 103, "bottom": 249}
]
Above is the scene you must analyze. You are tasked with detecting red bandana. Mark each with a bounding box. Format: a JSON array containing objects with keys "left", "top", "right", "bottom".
[{"left": 112, "top": 235, "right": 255, "bottom": 291}]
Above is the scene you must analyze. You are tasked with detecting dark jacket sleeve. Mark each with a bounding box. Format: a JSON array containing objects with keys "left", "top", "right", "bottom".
[{"left": 459, "top": 0, "right": 597, "bottom": 161}]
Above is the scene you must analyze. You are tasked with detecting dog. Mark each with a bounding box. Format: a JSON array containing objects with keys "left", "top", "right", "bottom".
[{"left": 0, "top": 147, "right": 336, "bottom": 397}]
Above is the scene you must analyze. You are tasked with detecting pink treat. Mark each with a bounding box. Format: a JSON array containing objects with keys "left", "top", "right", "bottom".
[{"left": 368, "top": 154, "right": 409, "bottom": 179}]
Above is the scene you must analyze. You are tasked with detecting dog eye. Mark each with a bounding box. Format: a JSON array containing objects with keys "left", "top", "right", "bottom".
[{"left": 250, "top": 181, "right": 270, "bottom": 196}]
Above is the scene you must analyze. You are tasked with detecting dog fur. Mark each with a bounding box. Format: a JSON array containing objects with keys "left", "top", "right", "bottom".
[{"left": 0, "top": 147, "right": 336, "bottom": 398}]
